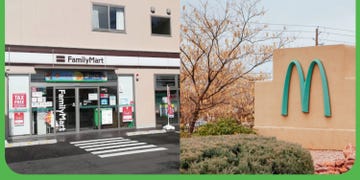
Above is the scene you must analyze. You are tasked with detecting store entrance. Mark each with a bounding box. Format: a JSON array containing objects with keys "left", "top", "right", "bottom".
[
  {"left": 55, "top": 87, "right": 100, "bottom": 133},
  {"left": 79, "top": 88, "right": 98, "bottom": 131}
]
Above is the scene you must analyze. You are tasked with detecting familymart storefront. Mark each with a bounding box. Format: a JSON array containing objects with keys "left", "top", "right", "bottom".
[{"left": 5, "top": 46, "right": 180, "bottom": 139}]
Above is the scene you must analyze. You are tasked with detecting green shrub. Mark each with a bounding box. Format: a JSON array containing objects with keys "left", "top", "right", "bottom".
[
  {"left": 180, "top": 131, "right": 191, "bottom": 138},
  {"left": 193, "top": 118, "right": 256, "bottom": 136},
  {"left": 180, "top": 134, "right": 314, "bottom": 174}
]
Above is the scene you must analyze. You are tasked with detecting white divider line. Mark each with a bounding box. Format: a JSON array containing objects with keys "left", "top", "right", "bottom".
[
  {"left": 79, "top": 141, "right": 138, "bottom": 149},
  {"left": 70, "top": 137, "right": 124, "bottom": 144},
  {"left": 91, "top": 145, "right": 157, "bottom": 155},
  {"left": 74, "top": 139, "right": 131, "bottom": 146},
  {"left": 98, "top": 147, "right": 168, "bottom": 158},
  {"left": 84, "top": 142, "right": 147, "bottom": 151}
]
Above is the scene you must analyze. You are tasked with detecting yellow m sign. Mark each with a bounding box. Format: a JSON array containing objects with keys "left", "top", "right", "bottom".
[{"left": 281, "top": 59, "right": 331, "bottom": 117}]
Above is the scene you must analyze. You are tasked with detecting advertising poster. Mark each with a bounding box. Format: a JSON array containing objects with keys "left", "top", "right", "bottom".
[
  {"left": 118, "top": 76, "right": 134, "bottom": 113},
  {"left": 12, "top": 93, "right": 27, "bottom": 108},
  {"left": 14, "top": 112, "right": 25, "bottom": 126},
  {"left": 101, "top": 108, "right": 113, "bottom": 125},
  {"left": 122, "top": 106, "right": 133, "bottom": 122},
  {"left": 31, "top": 91, "right": 43, "bottom": 98},
  {"left": 168, "top": 105, "right": 175, "bottom": 118},
  {"left": 101, "top": 98, "right": 108, "bottom": 105},
  {"left": 109, "top": 96, "right": 116, "bottom": 106},
  {"left": 88, "top": 93, "right": 98, "bottom": 100},
  {"left": 36, "top": 112, "right": 48, "bottom": 135}
]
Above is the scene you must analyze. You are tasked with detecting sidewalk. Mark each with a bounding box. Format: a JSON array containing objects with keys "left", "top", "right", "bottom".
[{"left": 5, "top": 138, "right": 57, "bottom": 148}]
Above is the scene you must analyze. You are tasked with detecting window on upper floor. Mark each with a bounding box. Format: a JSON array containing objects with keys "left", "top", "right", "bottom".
[
  {"left": 92, "top": 4, "right": 125, "bottom": 32},
  {"left": 151, "top": 16, "right": 171, "bottom": 36}
]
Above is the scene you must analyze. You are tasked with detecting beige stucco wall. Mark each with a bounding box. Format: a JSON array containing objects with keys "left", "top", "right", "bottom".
[
  {"left": 116, "top": 68, "right": 179, "bottom": 128},
  {"left": 255, "top": 45, "right": 355, "bottom": 150},
  {"left": 5, "top": 0, "right": 180, "bottom": 53}
]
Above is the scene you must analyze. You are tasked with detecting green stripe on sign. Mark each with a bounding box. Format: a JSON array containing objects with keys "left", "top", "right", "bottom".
[{"left": 9, "top": 109, "right": 29, "bottom": 112}]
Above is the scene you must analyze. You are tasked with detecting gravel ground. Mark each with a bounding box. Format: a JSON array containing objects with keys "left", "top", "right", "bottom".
[{"left": 309, "top": 150, "right": 345, "bottom": 165}]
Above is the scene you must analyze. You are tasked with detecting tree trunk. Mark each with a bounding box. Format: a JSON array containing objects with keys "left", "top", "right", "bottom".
[{"left": 189, "top": 107, "right": 200, "bottom": 134}]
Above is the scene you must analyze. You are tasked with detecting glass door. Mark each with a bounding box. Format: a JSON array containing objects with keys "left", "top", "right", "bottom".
[
  {"left": 55, "top": 88, "right": 76, "bottom": 132},
  {"left": 79, "top": 88, "right": 99, "bottom": 131}
]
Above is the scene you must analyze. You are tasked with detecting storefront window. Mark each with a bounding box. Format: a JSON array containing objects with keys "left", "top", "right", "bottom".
[
  {"left": 156, "top": 75, "right": 176, "bottom": 88},
  {"left": 31, "top": 87, "right": 55, "bottom": 135},
  {"left": 99, "top": 86, "right": 119, "bottom": 129},
  {"left": 154, "top": 75, "right": 180, "bottom": 127},
  {"left": 27, "top": 70, "right": 127, "bottom": 135},
  {"left": 118, "top": 76, "right": 135, "bottom": 128}
]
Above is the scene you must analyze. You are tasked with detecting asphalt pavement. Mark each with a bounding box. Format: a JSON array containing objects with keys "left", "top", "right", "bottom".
[{"left": 5, "top": 129, "right": 179, "bottom": 174}]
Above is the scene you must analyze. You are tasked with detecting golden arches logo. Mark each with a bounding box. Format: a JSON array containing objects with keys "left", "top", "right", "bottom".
[{"left": 281, "top": 59, "right": 331, "bottom": 117}]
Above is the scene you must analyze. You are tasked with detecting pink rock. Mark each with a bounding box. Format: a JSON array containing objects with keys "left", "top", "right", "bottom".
[
  {"left": 315, "top": 167, "right": 329, "bottom": 173},
  {"left": 335, "top": 160, "right": 345, "bottom": 167},
  {"left": 339, "top": 167, "right": 348, "bottom": 174},
  {"left": 345, "top": 159, "right": 355, "bottom": 166},
  {"left": 324, "top": 161, "right": 335, "bottom": 167},
  {"left": 343, "top": 144, "right": 356, "bottom": 159},
  {"left": 345, "top": 165, "right": 353, "bottom": 170}
]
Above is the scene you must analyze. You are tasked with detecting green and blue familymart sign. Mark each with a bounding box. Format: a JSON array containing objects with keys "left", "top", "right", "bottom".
[{"left": 281, "top": 59, "right": 331, "bottom": 117}]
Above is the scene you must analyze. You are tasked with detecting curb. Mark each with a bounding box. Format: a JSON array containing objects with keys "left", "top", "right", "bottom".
[
  {"left": 5, "top": 139, "right": 57, "bottom": 148},
  {"left": 126, "top": 129, "right": 167, "bottom": 136}
]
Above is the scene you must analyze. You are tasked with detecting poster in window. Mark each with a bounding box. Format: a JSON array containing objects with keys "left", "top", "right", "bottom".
[
  {"left": 101, "top": 98, "right": 108, "bottom": 105},
  {"left": 100, "top": 93, "right": 109, "bottom": 98},
  {"left": 118, "top": 76, "right": 134, "bottom": 112},
  {"left": 109, "top": 96, "right": 116, "bottom": 106},
  {"left": 88, "top": 93, "right": 98, "bottom": 100},
  {"left": 101, "top": 108, "right": 113, "bottom": 125},
  {"left": 32, "top": 91, "right": 43, "bottom": 98},
  {"left": 119, "top": 98, "right": 128, "bottom": 106},
  {"left": 14, "top": 112, "right": 24, "bottom": 126},
  {"left": 122, "top": 106, "right": 133, "bottom": 122},
  {"left": 12, "top": 93, "right": 27, "bottom": 108}
]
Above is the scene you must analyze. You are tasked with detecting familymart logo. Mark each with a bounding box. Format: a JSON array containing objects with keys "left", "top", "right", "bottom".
[{"left": 281, "top": 59, "right": 331, "bottom": 117}]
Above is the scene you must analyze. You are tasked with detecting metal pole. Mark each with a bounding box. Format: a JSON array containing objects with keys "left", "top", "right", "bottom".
[{"left": 315, "top": 27, "right": 319, "bottom": 46}]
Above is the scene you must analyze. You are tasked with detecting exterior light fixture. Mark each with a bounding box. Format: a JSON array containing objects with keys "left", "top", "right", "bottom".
[
  {"left": 136, "top": 73, "right": 139, "bottom": 82},
  {"left": 166, "top": 8, "right": 171, "bottom": 15},
  {"left": 150, "top": 6, "right": 155, "bottom": 13}
]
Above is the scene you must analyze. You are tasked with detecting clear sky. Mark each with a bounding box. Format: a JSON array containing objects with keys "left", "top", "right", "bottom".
[
  {"left": 180, "top": 0, "right": 356, "bottom": 74},
  {"left": 259, "top": 0, "right": 355, "bottom": 47}
]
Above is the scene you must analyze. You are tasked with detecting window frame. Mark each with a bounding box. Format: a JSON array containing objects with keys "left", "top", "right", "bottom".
[
  {"left": 154, "top": 74, "right": 179, "bottom": 90},
  {"left": 92, "top": 3, "right": 126, "bottom": 33},
  {"left": 154, "top": 74, "right": 180, "bottom": 127},
  {"left": 150, "top": 16, "right": 172, "bottom": 37}
]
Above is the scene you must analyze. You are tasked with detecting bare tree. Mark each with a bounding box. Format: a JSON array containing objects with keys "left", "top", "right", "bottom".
[{"left": 180, "top": 0, "right": 291, "bottom": 133}]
